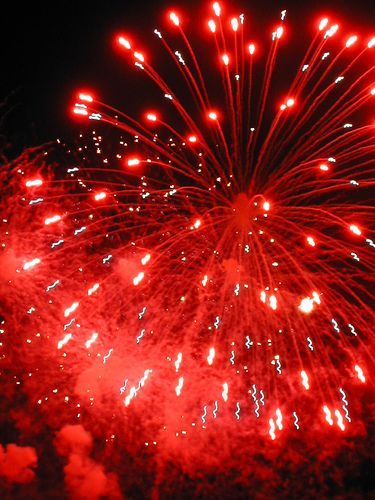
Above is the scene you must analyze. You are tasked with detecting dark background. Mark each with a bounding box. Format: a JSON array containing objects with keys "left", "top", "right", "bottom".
[{"left": 1, "top": 0, "right": 374, "bottom": 151}]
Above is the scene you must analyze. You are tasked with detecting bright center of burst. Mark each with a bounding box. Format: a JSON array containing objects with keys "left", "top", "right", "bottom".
[{"left": 231, "top": 192, "right": 267, "bottom": 229}]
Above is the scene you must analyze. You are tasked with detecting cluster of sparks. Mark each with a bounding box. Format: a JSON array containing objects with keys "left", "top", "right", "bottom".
[{"left": 1, "top": 1, "right": 374, "bottom": 454}]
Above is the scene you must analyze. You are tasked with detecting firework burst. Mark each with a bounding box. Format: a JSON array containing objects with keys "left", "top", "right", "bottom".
[{"left": 1, "top": 1, "right": 374, "bottom": 485}]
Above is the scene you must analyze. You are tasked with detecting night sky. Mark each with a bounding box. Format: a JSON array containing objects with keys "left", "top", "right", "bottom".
[
  {"left": 1, "top": 0, "right": 375, "bottom": 498},
  {"left": 1, "top": 0, "right": 374, "bottom": 149}
]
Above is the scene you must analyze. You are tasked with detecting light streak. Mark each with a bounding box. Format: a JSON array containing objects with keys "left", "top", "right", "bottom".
[
  {"left": 51, "top": 239, "right": 64, "bottom": 248},
  {"left": 339, "top": 388, "right": 351, "bottom": 423},
  {"left": 85, "top": 332, "right": 98, "bottom": 348},
  {"left": 175, "top": 377, "right": 184, "bottom": 396},
  {"left": 46, "top": 280, "right": 60, "bottom": 292},
  {"left": 87, "top": 283, "right": 100, "bottom": 296},
  {"left": 230, "top": 351, "right": 235, "bottom": 365},
  {"left": 331, "top": 318, "right": 340, "bottom": 333},
  {"left": 63, "top": 318, "right": 75, "bottom": 331},
  {"left": 23, "top": 258, "right": 41, "bottom": 271},
  {"left": 138, "top": 307, "right": 147, "bottom": 319},
  {"left": 102, "top": 254, "right": 112, "bottom": 264},
  {"left": 348, "top": 324, "right": 357, "bottom": 336},
  {"left": 213, "top": 400, "right": 218, "bottom": 418},
  {"left": 175, "top": 352, "right": 182, "bottom": 372},
  {"left": 323, "top": 405, "right": 334, "bottom": 426},
  {"left": 207, "top": 347, "right": 215, "bottom": 365},
  {"left": 44, "top": 215, "right": 61, "bottom": 225},
  {"left": 25, "top": 179, "right": 43, "bottom": 188},
  {"left": 293, "top": 412, "right": 300, "bottom": 430},
  {"left": 57, "top": 333, "right": 72, "bottom": 350},
  {"left": 201, "top": 405, "right": 207, "bottom": 423},
  {"left": 307, "top": 337, "right": 314, "bottom": 351},
  {"left": 133, "top": 271, "right": 144, "bottom": 286},
  {"left": 222, "top": 382, "right": 228, "bottom": 402},
  {"left": 354, "top": 365, "right": 365, "bottom": 383},
  {"left": 235, "top": 402, "right": 241, "bottom": 420},
  {"left": 136, "top": 329, "right": 146, "bottom": 344},
  {"left": 269, "top": 418, "right": 276, "bottom": 440},
  {"left": 301, "top": 370, "right": 310, "bottom": 390},
  {"left": 103, "top": 348, "right": 113, "bottom": 363},
  {"left": 124, "top": 369, "right": 152, "bottom": 407},
  {"left": 335, "top": 409, "right": 345, "bottom": 431},
  {"left": 29, "top": 198, "right": 44, "bottom": 205},
  {"left": 64, "top": 302, "right": 79, "bottom": 318}
]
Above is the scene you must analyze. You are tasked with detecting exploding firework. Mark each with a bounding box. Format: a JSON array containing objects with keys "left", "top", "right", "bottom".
[{"left": 1, "top": 2, "right": 374, "bottom": 495}]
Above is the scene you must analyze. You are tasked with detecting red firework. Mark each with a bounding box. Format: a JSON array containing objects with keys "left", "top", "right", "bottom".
[{"left": 1, "top": 1, "right": 374, "bottom": 490}]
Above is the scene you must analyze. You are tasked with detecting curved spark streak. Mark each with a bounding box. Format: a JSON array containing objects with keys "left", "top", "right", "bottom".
[
  {"left": 136, "top": 329, "right": 146, "bottom": 344},
  {"left": 259, "top": 391, "right": 265, "bottom": 406},
  {"left": 213, "top": 400, "right": 218, "bottom": 418},
  {"left": 331, "top": 319, "right": 340, "bottom": 333},
  {"left": 348, "top": 324, "right": 357, "bottom": 336},
  {"left": 230, "top": 351, "right": 235, "bottom": 365},
  {"left": 201, "top": 405, "right": 207, "bottom": 424},
  {"left": 293, "top": 412, "right": 300, "bottom": 430},
  {"left": 235, "top": 402, "right": 241, "bottom": 420},
  {"left": 46, "top": 280, "right": 60, "bottom": 292},
  {"left": 103, "top": 348, "right": 113, "bottom": 364}
]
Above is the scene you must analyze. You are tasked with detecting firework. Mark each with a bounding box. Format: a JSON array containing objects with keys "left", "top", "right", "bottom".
[{"left": 1, "top": 1, "right": 374, "bottom": 486}]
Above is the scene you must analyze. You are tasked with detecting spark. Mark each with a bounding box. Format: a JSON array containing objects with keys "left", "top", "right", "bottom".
[
  {"left": 293, "top": 412, "right": 300, "bottom": 430},
  {"left": 175, "top": 377, "right": 184, "bottom": 396},
  {"left": 248, "top": 43, "right": 255, "bottom": 55},
  {"left": 44, "top": 215, "right": 61, "bottom": 225},
  {"left": 307, "top": 337, "right": 314, "bottom": 351},
  {"left": 87, "top": 283, "right": 100, "bottom": 296},
  {"left": 133, "top": 271, "right": 144, "bottom": 286},
  {"left": 331, "top": 318, "right": 340, "bottom": 333},
  {"left": 25, "top": 179, "right": 43, "bottom": 188},
  {"left": 213, "top": 400, "right": 218, "bottom": 418},
  {"left": 339, "top": 388, "right": 351, "bottom": 423},
  {"left": 269, "top": 418, "right": 276, "bottom": 440},
  {"left": 51, "top": 239, "right": 64, "bottom": 248},
  {"left": 354, "top": 365, "right": 365, "bottom": 383},
  {"left": 23, "top": 258, "right": 41, "bottom": 271},
  {"left": 85, "top": 332, "right": 98, "bottom": 348},
  {"left": 74, "top": 226, "right": 86, "bottom": 236},
  {"left": 230, "top": 350, "right": 235, "bottom": 365},
  {"left": 64, "top": 301, "right": 79, "bottom": 318},
  {"left": 136, "top": 329, "right": 146, "bottom": 344},
  {"left": 174, "top": 352, "right": 182, "bottom": 372},
  {"left": 138, "top": 307, "right": 147, "bottom": 320},
  {"left": 46, "top": 280, "right": 60, "bottom": 292},
  {"left": 201, "top": 405, "right": 207, "bottom": 423},
  {"left": 235, "top": 402, "right": 241, "bottom": 420},
  {"left": 103, "top": 348, "right": 113, "bottom": 364},
  {"left": 349, "top": 224, "right": 361, "bottom": 236},
  {"left": 57, "top": 333, "right": 72, "bottom": 350},
  {"left": 94, "top": 191, "right": 107, "bottom": 201},
  {"left": 335, "top": 409, "right": 345, "bottom": 431},
  {"left": 127, "top": 158, "right": 140, "bottom": 167},
  {"left": 323, "top": 405, "right": 334, "bottom": 426},
  {"left": 300, "top": 370, "right": 310, "bottom": 390},
  {"left": 29, "top": 198, "right": 44, "bottom": 205},
  {"left": 141, "top": 253, "right": 151, "bottom": 265},
  {"left": 222, "top": 382, "right": 228, "bottom": 402},
  {"left": 348, "top": 324, "right": 357, "bottom": 336},
  {"left": 207, "top": 347, "right": 215, "bottom": 365},
  {"left": 63, "top": 318, "right": 75, "bottom": 331}
]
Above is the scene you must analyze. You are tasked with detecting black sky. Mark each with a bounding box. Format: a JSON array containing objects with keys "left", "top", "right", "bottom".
[{"left": 1, "top": 0, "right": 374, "bottom": 149}]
